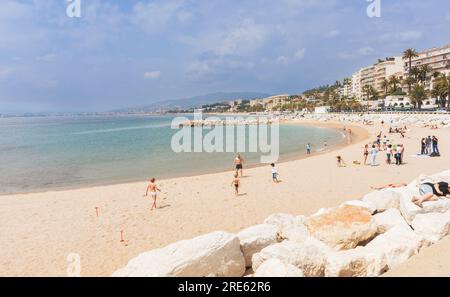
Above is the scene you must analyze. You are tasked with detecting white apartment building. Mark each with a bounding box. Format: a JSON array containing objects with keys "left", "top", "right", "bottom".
[
  {"left": 374, "top": 57, "right": 404, "bottom": 94},
  {"left": 403, "top": 44, "right": 450, "bottom": 90},
  {"left": 351, "top": 71, "right": 362, "bottom": 99}
]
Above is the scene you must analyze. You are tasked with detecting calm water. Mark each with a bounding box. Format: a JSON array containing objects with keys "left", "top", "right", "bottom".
[{"left": 0, "top": 115, "right": 344, "bottom": 194}]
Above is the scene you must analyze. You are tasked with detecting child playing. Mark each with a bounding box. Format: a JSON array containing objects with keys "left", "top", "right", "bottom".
[
  {"left": 144, "top": 178, "right": 161, "bottom": 211},
  {"left": 231, "top": 173, "right": 240, "bottom": 196},
  {"left": 271, "top": 163, "right": 279, "bottom": 183},
  {"left": 337, "top": 156, "right": 346, "bottom": 167}
]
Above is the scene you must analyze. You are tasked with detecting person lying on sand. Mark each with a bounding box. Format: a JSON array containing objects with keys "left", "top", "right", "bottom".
[
  {"left": 412, "top": 182, "right": 450, "bottom": 208},
  {"left": 231, "top": 173, "right": 240, "bottom": 196},
  {"left": 370, "top": 183, "right": 407, "bottom": 190},
  {"left": 144, "top": 178, "right": 161, "bottom": 210}
]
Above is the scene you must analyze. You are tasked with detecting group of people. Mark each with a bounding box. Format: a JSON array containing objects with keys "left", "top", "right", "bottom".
[
  {"left": 363, "top": 131, "right": 405, "bottom": 167},
  {"left": 231, "top": 154, "right": 280, "bottom": 196},
  {"left": 420, "top": 136, "right": 440, "bottom": 156}
]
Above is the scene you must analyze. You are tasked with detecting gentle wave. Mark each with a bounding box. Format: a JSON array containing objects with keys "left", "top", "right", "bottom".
[{"left": 72, "top": 123, "right": 171, "bottom": 135}]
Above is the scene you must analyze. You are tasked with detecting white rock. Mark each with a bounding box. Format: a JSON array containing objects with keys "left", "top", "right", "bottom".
[
  {"left": 282, "top": 224, "right": 310, "bottom": 244},
  {"left": 362, "top": 189, "right": 401, "bottom": 212},
  {"left": 304, "top": 205, "right": 378, "bottom": 250},
  {"left": 253, "top": 258, "right": 304, "bottom": 277},
  {"left": 400, "top": 193, "right": 450, "bottom": 224},
  {"left": 112, "top": 231, "right": 245, "bottom": 277},
  {"left": 237, "top": 224, "right": 279, "bottom": 268},
  {"left": 263, "top": 213, "right": 296, "bottom": 233},
  {"left": 343, "top": 200, "right": 377, "bottom": 214},
  {"left": 252, "top": 239, "right": 330, "bottom": 277},
  {"left": 365, "top": 226, "right": 428, "bottom": 270},
  {"left": 412, "top": 212, "right": 450, "bottom": 244},
  {"left": 373, "top": 208, "right": 410, "bottom": 233},
  {"left": 325, "top": 247, "right": 388, "bottom": 277}
]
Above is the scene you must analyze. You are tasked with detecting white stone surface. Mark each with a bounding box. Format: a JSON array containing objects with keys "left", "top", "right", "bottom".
[
  {"left": 237, "top": 224, "right": 279, "bottom": 267},
  {"left": 112, "top": 231, "right": 245, "bottom": 277},
  {"left": 253, "top": 258, "right": 304, "bottom": 277},
  {"left": 412, "top": 212, "right": 450, "bottom": 243}
]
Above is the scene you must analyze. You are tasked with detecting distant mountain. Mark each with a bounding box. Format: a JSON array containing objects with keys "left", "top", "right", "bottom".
[{"left": 114, "top": 92, "right": 271, "bottom": 112}]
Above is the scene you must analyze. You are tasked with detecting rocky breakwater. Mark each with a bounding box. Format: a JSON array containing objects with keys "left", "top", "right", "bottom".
[
  {"left": 113, "top": 169, "right": 450, "bottom": 277},
  {"left": 179, "top": 118, "right": 274, "bottom": 128},
  {"left": 299, "top": 113, "right": 450, "bottom": 127}
]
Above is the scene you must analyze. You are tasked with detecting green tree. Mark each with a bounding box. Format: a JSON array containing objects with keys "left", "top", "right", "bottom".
[
  {"left": 380, "top": 78, "right": 390, "bottom": 98},
  {"left": 388, "top": 75, "right": 401, "bottom": 93},
  {"left": 403, "top": 48, "right": 419, "bottom": 72},
  {"left": 410, "top": 83, "right": 427, "bottom": 109}
]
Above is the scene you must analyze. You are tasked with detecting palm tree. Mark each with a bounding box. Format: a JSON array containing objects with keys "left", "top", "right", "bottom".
[
  {"left": 410, "top": 83, "right": 427, "bottom": 109},
  {"left": 432, "top": 74, "right": 450, "bottom": 107},
  {"left": 409, "top": 66, "right": 420, "bottom": 80},
  {"left": 403, "top": 48, "right": 419, "bottom": 72},
  {"left": 380, "top": 78, "right": 390, "bottom": 98},
  {"left": 418, "top": 65, "right": 433, "bottom": 85},
  {"left": 389, "top": 75, "right": 400, "bottom": 93},
  {"left": 403, "top": 76, "right": 416, "bottom": 95}
]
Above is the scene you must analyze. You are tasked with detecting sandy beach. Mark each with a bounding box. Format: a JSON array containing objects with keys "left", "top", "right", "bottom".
[{"left": 1, "top": 119, "right": 449, "bottom": 276}]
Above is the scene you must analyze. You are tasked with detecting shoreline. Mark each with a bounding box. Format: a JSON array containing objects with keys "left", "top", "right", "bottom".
[
  {"left": 1, "top": 118, "right": 449, "bottom": 276},
  {"left": 0, "top": 121, "right": 366, "bottom": 197}
]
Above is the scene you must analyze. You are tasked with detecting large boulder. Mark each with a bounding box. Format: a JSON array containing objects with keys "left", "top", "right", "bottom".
[
  {"left": 399, "top": 194, "right": 450, "bottom": 225},
  {"left": 365, "top": 226, "right": 428, "bottom": 270},
  {"left": 373, "top": 208, "right": 410, "bottom": 233},
  {"left": 362, "top": 189, "right": 401, "bottom": 212},
  {"left": 252, "top": 238, "right": 331, "bottom": 277},
  {"left": 342, "top": 200, "right": 377, "bottom": 215},
  {"left": 263, "top": 213, "right": 306, "bottom": 240},
  {"left": 304, "top": 205, "right": 378, "bottom": 250},
  {"left": 237, "top": 224, "right": 279, "bottom": 267},
  {"left": 325, "top": 247, "right": 388, "bottom": 277},
  {"left": 253, "top": 258, "right": 304, "bottom": 277},
  {"left": 112, "top": 231, "right": 245, "bottom": 277},
  {"left": 412, "top": 213, "right": 450, "bottom": 244}
]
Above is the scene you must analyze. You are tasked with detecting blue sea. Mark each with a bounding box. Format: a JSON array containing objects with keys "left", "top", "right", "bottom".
[{"left": 0, "top": 115, "right": 344, "bottom": 194}]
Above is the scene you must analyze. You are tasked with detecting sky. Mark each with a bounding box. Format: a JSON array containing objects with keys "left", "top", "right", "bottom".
[{"left": 0, "top": 0, "right": 449, "bottom": 113}]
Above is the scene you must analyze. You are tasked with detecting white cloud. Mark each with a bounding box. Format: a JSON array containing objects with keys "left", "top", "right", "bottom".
[
  {"left": 326, "top": 29, "right": 340, "bottom": 38},
  {"left": 358, "top": 46, "right": 375, "bottom": 56},
  {"left": 144, "top": 71, "right": 161, "bottom": 79},
  {"left": 379, "top": 31, "right": 422, "bottom": 42},
  {"left": 294, "top": 48, "right": 306, "bottom": 60},
  {"left": 214, "top": 20, "right": 271, "bottom": 57},
  {"left": 398, "top": 31, "right": 422, "bottom": 42},
  {"left": 276, "top": 56, "right": 290, "bottom": 65},
  {"left": 0, "top": 67, "right": 14, "bottom": 80},
  {"left": 337, "top": 46, "right": 374, "bottom": 59},
  {"left": 132, "top": 0, "right": 188, "bottom": 33},
  {"left": 36, "top": 53, "right": 58, "bottom": 62}
]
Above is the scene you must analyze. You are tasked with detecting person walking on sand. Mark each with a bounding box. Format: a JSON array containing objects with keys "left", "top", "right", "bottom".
[
  {"left": 370, "top": 145, "right": 378, "bottom": 166},
  {"left": 234, "top": 154, "right": 244, "bottom": 177},
  {"left": 144, "top": 178, "right": 161, "bottom": 211},
  {"left": 306, "top": 143, "right": 311, "bottom": 155},
  {"left": 231, "top": 173, "right": 240, "bottom": 196},
  {"left": 395, "top": 144, "right": 404, "bottom": 165},
  {"left": 271, "top": 163, "right": 279, "bottom": 183},
  {"left": 363, "top": 144, "right": 369, "bottom": 165},
  {"left": 386, "top": 144, "right": 392, "bottom": 165}
]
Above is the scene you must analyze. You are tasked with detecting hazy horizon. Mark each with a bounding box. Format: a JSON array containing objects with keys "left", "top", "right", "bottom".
[{"left": 1, "top": 0, "right": 449, "bottom": 113}]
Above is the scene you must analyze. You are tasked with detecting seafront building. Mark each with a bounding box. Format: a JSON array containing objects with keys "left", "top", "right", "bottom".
[{"left": 403, "top": 44, "right": 450, "bottom": 91}]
